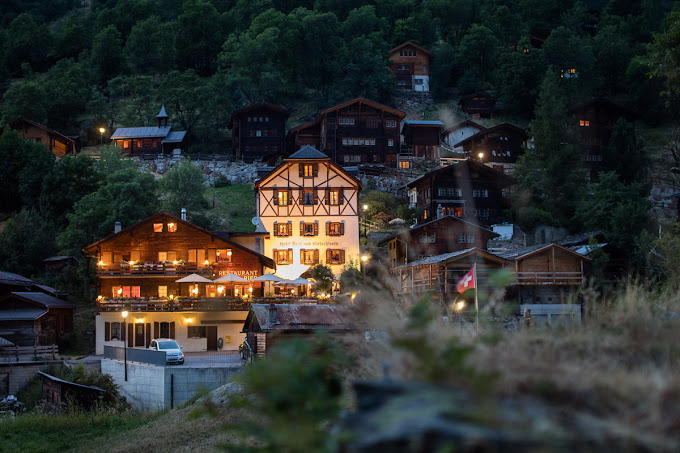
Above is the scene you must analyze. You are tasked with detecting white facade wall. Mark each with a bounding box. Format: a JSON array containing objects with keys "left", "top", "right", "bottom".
[
  {"left": 257, "top": 159, "right": 361, "bottom": 279},
  {"left": 414, "top": 75, "right": 430, "bottom": 92},
  {"left": 444, "top": 124, "right": 484, "bottom": 150},
  {"left": 96, "top": 311, "right": 248, "bottom": 355}
]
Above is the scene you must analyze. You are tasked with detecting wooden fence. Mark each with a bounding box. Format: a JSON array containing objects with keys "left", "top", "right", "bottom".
[{"left": 0, "top": 345, "right": 59, "bottom": 363}]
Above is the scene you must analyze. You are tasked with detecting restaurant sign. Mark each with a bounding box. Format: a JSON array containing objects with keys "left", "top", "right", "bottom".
[{"left": 217, "top": 269, "right": 260, "bottom": 280}]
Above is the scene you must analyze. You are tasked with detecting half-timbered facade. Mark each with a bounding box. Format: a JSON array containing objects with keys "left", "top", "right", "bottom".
[
  {"left": 255, "top": 146, "right": 362, "bottom": 278},
  {"left": 388, "top": 42, "right": 432, "bottom": 92},
  {"left": 457, "top": 123, "right": 528, "bottom": 173},
  {"left": 382, "top": 215, "right": 499, "bottom": 269},
  {"left": 110, "top": 105, "right": 187, "bottom": 155},
  {"left": 406, "top": 160, "right": 516, "bottom": 227},
  {"left": 83, "top": 212, "right": 275, "bottom": 354},
  {"left": 568, "top": 98, "right": 637, "bottom": 179},
  {"left": 228, "top": 102, "right": 290, "bottom": 163},
  {"left": 286, "top": 98, "right": 406, "bottom": 167},
  {"left": 9, "top": 117, "right": 76, "bottom": 156},
  {"left": 458, "top": 93, "right": 497, "bottom": 118}
]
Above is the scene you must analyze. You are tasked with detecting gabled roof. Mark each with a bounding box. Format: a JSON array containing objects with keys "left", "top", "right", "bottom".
[
  {"left": 287, "top": 119, "right": 319, "bottom": 135},
  {"left": 228, "top": 101, "right": 290, "bottom": 128},
  {"left": 442, "top": 121, "right": 487, "bottom": 137},
  {"left": 245, "top": 303, "right": 363, "bottom": 332},
  {"left": 458, "top": 92, "right": 496, "bottom": 104},
  {"left": 402, "top": 120, "right": 445, "bottom": 128},
  {"left": 567, "top": 97, "right": 638, "bottom": 119},
  {"left": 392, "top": 248, "right": 510, "bottom": 270},
  {"left": 82, "top": 212, "right": 275, "bottom": 269},
  {"left": 405, "top": 159, "right": 517, "bottom": 189},
  {"left": 9, "top": 117, "right": 75, "bottom": 144},
  {"left": 0, "top": 271, "right": 35, "bottom": 287},
  {"left": 287, "top": 145, "right": 329, "bottom": 160},
  {"left": 0, "top": 309, "right": 47, "bottom": 321},
  {"left": 319, "top": 97, "right": 406, "bottom": 119},
  {"left": 110, "top": 126, "right": 172, "bottom": 140},
  {"left": 1, "top": 292, "right": 75, "bottom": 309},
  {"left": 500, "top": 243, "right": 592, "bottom": 262},
  {"left": 379, "top": 215, "right": 499, "bottom": 245},
  {"left": 455, "top": 123, "right": 527, "bottom": 148},
  {"left": 162, "top": 131, "right": 186, "bottom": 144},
  {"left": 389, "top": 41, "right": 432, "bottom": 56}
]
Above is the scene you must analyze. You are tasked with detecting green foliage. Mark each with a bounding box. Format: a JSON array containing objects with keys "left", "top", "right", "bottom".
[
  {"left": 646, "top": 8, "right": 680, "bottom": 102},
  {"left": 361, "top": 190, "right": 397, "bottom": 219},
  {"left": 601, "top": 118, "right": 648, "bottom": 184},
  {"left": 3, "top": 13, "right": 53, "bottom": 76},
  {"left": 226, "top": 337, "right": 345, "bottom": 452},
  {"left": 159, "top": 158, "right": 208, "bottom": 219},
  {"left": 339, "top": 260, "right": 362, "bottom": 292},
  {"left": 455, "top": 24, "right": 499, "bottom": 92},
  {"left": 310, "top": 264, "right": 334, "bottom": 293},
  {"left": 0, "top": 208, "right": 57, "bottom": 277},
  {"left": 175, "top": 0, "right": 223, "bottom": 76},
  {"left": 91, "top": 25, "right": 124, "bottom": 84}
]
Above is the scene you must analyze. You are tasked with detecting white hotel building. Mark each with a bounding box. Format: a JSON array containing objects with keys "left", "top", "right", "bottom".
[{"left": 255, "top": 146, "right": 362, "bottom": 279}]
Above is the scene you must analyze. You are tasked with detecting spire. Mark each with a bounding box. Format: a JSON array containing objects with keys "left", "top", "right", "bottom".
[{"left": 157, "top": 103, "right": 169, "bottom": 127}]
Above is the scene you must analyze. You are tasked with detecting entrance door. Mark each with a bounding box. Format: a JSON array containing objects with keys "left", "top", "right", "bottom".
[
  {"left": 206, "top": 326, "right": 218, "bottom": 351},
  {"left": 135, "top": 323, "right": 145, "bottom": 347}
]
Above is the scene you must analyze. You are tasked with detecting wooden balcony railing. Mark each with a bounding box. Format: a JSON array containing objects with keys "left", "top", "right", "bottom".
[
  {"left": 97, "top": 263, "right": 213, "bottom": 277},
  {"left": 514, "top": 272, "right": 584, "bottom": 286},
  {"left": 97, "top": 297, "right": 319, "bottom": 313}
]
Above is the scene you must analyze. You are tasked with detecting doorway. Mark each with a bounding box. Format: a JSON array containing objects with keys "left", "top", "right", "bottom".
[
  {"left": 135, "top": 323, "right": 145, "bottom": 347},
  {"left": 206, "top": 326, "right": 218, "bottom": 351}
]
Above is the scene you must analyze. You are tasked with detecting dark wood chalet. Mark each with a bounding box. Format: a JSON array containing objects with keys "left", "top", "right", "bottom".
[
  {"left": 401, "top": 120, "right": 445, "bottom": 166},
  {"left": 388, "top": 41, "right": 432, "bottom": 92},
  {"left": 286, "top": 98, "right": 406, "bottom": 167},
  {"left": 382, "top": 215, "right": 499, "bottom": 269},
  {"left": 568, "top": 98, "right": 637, "bottom": 179},
  {"left": 458, "top": 93, "right": 497, "bottom": 118},
  {"left": 242, "top": 303, "right": 362, "bottom": 357},
  {"left": 110, "top": 105, "right": 187, "bottom": 155},
  {"left": 457, "top": 123, "right": 528, "bottom": 172},
  {"left": 406, "top": 160, "right": 516, "bottom": 227},
  {"left": 9, "top": 117, "right": 76, "bottom": 156},
  {"left": 83, "top": 212, "right": 275, "bottom": 301},
  {"left": 228, "top": 101, "right": 290, "bottom": 164},
  {"left": 0, "top": 292, "right": 75, "bottom": 346}
]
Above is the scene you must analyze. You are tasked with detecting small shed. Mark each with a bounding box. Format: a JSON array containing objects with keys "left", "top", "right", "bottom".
[
  {"left": 242, "top": 304, "right": 363, "bottom": 357},
  {"left": 458, "top": 93, "right": 497, "bottom": 118},
  {"left": 39, "top": 372, "right": 106, "bottom": 409},
  {"left": 43, "top": 256, "right": 78, "bottom": 275},
  {"left": 0, "top": 292, "right": 75, "bottom": 346}
]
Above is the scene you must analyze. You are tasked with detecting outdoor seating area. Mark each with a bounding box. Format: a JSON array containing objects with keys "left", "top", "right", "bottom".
[
  {"left": 97, "top": 262, "right": 211, "bottom": 276},
  {"left": 96, "top": 296, "right": 319, "bottom": 312}
]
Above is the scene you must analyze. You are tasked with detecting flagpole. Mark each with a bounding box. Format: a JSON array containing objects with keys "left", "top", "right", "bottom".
[{"left": 474, "top": 263, "right": 479, "bottom": 333}]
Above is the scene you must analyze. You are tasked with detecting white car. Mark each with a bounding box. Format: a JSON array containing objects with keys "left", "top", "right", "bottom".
[{"left": 150, "top": 339, "right": 184, "bottom": 365}]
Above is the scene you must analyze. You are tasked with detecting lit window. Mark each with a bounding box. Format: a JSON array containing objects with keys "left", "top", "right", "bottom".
[
  {"left": 579, "top": 120, "right": 590, "bottom": 127},
  {"left": 301, "top": 222, "right": 317, "bottom": 236},
  {"left": 399, "top": 161, "right": 411, "bottom": 169},
  {"left": 154, "top": 223, "right": 163, "bottom": 233},
  {"left": 326, "top": 249, "right": 345, "bottom": 265},
  {"left": 301, "top": 249, "right": 319, "bottom": 265},
  {"left": 217, "top": 249, "right": 232, "bottom": 263},
  {"left": 167, "top": 223, "right": 177, "bottom": 232},
  {"left": 301, "top": 164, "right": 317, "bottom": 177},
  {"left": 326, "top": 189, "right": 342, "bottom": 205},
  {"left": 274, "top": 222, "right": 291, "bottom": 237},
  {"left": 158, "top": 251, "right": 167, "bottom": 262},
  {"left": 275, "top": 189, "right": 289, "bottom": 206},
  {"left": 110, "top": 322, "right": 122, "bottom": 340},
  {"left": 273, "top": 249, "right": 291, "bottom": 265},
  {"left": 327, "top": 222, "right": 344, "bottom": 236},
  {"left": 158, "top": 286, "right": 167, "bottom": 298}
]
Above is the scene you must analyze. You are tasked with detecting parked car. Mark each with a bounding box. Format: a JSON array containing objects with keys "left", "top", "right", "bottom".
[{"left": 150, "top": 339, "right": 184, "bottom": 364}]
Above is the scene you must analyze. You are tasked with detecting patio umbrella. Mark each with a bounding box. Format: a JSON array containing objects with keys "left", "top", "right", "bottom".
[
  {"left": 175, "top": 273, "right": 213, "bottom": 283},
  {"left": 289, "top": 277, "right": 313, "bottom": 285},
  {"left": 252, "top": 273, "right": 286, "bottom": 296},
  {"left": 213, "top": 274, "right": 248, "bottom": 283}
]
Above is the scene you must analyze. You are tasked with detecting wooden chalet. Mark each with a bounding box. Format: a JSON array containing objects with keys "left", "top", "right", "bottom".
[
  {"left": 40, "top": 372, "right": 106, "bottom": 410},
  {"left": 456, "top": 123, "right": 528, "bottom": 173},
  {"left": 286, "top": 98, "right": 406, "bottom": 167},
  {"left": 458, "top": 93, "right": 497, "bottom": 119},
  {"left": 390, "top": 248, "right": 510, "bottom": 301},
  {"left": 228, "top": 101, "right": 290, "bottom": 164},
  {"left": 382, "top": 215, "right": 499, "bottom": 269},
  {"left": 401, "top": 120, "right": 445, "bottom": 166},
  {"left": 388, "top": 41, "right": 432, "bottom": 92},
  {"left": 405, "top": 160, "right": 516, "bottom": 227},
  {"left": 498, "top": 243, "right": 591, "bottom": 305},
  {"left": 442, "top": 120, "right": 486, "bottom": 152},
  {"left": 242, "top": 303, "right": 362, "bottom": 357},
  {"left": 255, "top": 145, "right": 362, "bottom": 279},
  {"left": 110, "top": 105, "right": 187, "bottom": 155},
  {"left": 568, "top": 98, "right": 637, "bottom": 179},
  {"left": 0, "top": 292, "right": 75, "bottom": 347},
  {"left": 83, "top": 212, "right": 276, "bottom": 354},
  {"left": 9, "top": 117, "right": 76, "bottom": 157}
]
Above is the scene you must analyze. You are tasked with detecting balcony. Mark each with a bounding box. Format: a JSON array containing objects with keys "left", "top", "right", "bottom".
[
  {"left": 514, "top": 272, "right": 584, "bottom": 286},
  {"left": 96, "top": 263, "right": 213, "bottom": 277},
  {"left": 96, "top": 296, "right": 320, "bottom": 313}
]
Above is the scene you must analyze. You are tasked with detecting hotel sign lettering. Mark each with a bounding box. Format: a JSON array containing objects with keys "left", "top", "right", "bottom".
[
  {"left": 276, "top": 240, "right": 340, "bottom": 247},
  {"left": 217, "top": 269, "right": 260, "bottom": 280}
]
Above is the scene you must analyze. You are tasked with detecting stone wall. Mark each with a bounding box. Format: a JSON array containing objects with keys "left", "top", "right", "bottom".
[
  {"left": 0, "top": 363, "right": 51, "bottom": 397},
  {"left": 132, "top": 156, "right": 261, "bottom": 185}
]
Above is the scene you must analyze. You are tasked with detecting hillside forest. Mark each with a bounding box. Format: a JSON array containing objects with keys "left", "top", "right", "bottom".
[{"left": 1, "top": 0, "right": 680, "bottom": 296}]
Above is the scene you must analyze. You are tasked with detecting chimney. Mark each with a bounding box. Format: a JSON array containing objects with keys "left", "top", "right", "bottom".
[
  {"left": 114, "top": 221, "right": 121, "bottom": 233},
  {"left": 181, "top": 208, "right": 187, "bottom": 221},
  {"left": 268, "top": 303, "right": 279, "bottom": 325}
]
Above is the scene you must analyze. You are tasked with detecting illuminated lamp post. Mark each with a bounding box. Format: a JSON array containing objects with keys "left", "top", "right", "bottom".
[
  {"left": 122, "top": 310, "right": 128, "bottom": 381},
  {"left": 362, "top": 204, "right": 369, "bottom": 237},
  {"left": 361, "top": 254, "right": 368, "bottom": 273},
  {"left": 99, "top": 127, "right": 105, "bottom": 146},
  {"left": 478, "top": 152, "right": 484, "bottom": 162}
]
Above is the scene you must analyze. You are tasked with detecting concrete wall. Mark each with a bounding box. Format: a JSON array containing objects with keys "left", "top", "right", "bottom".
[
  {"left": 101, "top": 359, "right": 240, "bottom": 411},
  {"left": 0, "top": 363, "right": 51, "bottom": 398}
]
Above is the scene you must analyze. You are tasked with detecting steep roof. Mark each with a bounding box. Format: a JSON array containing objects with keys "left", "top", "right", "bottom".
[
  {"left": 0, "top": 271, "right": 35, "bottom": 287},
  {"left": 405, "top": 159, "right": 517, "bottom": 189},
  {"left": 442, "top": 120, "right": 487, "bottom": 137},
  {"left": 245, "top": 303, "right": 363, "bottom": 332},
  {"left": 228, "top": 101, "right": 290, "bottom": 128},
  {"left": 379, "top": 215, "right": 499, "bottom": 245},
  {"left": 499, "top": 243, "right": 592, "bottom": 262},
  {"left": 392, "top": 248, "right": 510, "bottom": 270},
  {"left": 157, "top": 104, "right": 168, "bottom": 118},
  {"left": 3, "top": 292, "right": 75, "bottom": 309},
  {"left": 389, "top": 41, "right": 432, "bottom": 56},
  {"left": 82, "top": 212, "right": 275, "bottom": 269},
  {"left": 287, "top": 145, "right": 329, "bottom": 160},
  {"left": 110, "top": 126, "right": 172, "bottom": 140},
  {"left": 402, "top": 120, "right": 445, "bottom": 127},
  {"left": 0, "top": 309, "right": 47, "bottom": 321},
  {"left": 9, "top": 117, "right": 76, "bottom": 144},
  {"left": 455, "top": 123, "right": 527, "bottom": 148},
  {"left": 162, "top": 131, "right": 186, "bottom": 144},
  {"left": 319, "top": 97, "right": 406, "bottom": 119}
]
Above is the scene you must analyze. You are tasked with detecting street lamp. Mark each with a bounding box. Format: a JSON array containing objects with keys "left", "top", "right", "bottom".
[
  {"left": 122, "top": 310, "right": 128, "bottom": 381},
  {"left": 478, "top": 152, "right": 484, "bottom": 161},
  {"left": 362, "top": 204, "right": 369, "bottom": 237},
  {"left": 99, "top": 127, "right": 105, "bottom": 146},
  {"left": 361, "top": 254, "right": 368, "bottom": 273}
]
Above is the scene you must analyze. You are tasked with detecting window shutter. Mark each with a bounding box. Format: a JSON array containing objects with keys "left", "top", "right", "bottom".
[
  {"left": 313, "top": 221, "right": 318, "bottom": 236},
  {"left": 313, "top": 164, "right": 318, "bottom": 177},
  {"left": 273, "top": 248, "right": 278, "bottom": 259},
  {"left": 287, "top": 221, "right": 292, "bottom": 236},
  {"left": 326, "top": 249, "right": 332, "bottom": 264},
  {"left": 326, "top": 221, "right": 330, "bottom": 235},
  {"left": 314, "top": 249, "right": 319, "bottom": 264},
  {"left": 340, "top": 250, "right": 345, "bottom": 264},
  {"left": 104, "top": 322, "right": 111, "bottom": 341},
  {"left": 287, "top": 189, "right": 293, "bottom": 205},
  {"left": 299, "top": 165, "right": 304, "bottom": 178},
  {"left": 339, "top": 188, "right": 345, "bottom": 205},
  {"left": 146, "top": 323, "right": 151, "bottom": 348},
  {"left": 340, "top": 221, "right": 345, "bottom": 235},
  {"left": 170, "top": 322, "right": 176, "bottom": 339},
  {"left": 325, "top": 189, "right": 330, "bottom": 205},
  {"left": 300, "top": 221, "right": 305, "bottom": 236},
  {"left": 313, "top": 189, "right": 318, "bottom": 205},
  {"left": 154, "top": 322, "right": 160, "bottom": 339},
  {"left": 287, "top": 249, "right": 293, "bottom": 263},
  {"left": 273, "top": 222, "right": 278, "bottom": 237},
  {"left": 300, "top": 249, "right": 305, "bottom": 263},
  {"left": 127, "top": 324, "right": 133, "bottom": 347},
  {"left": 273, "top": 190, "right": 279, "bottom": 205}
]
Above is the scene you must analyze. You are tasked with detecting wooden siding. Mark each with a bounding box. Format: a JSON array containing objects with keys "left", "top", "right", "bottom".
[
  {"left": 462, "top": 126, "right": 527, "bottom": 164},
  {"left": 231, "top": 106, "right": 288, "bottom": 162},
  {"left": 515, "top": 246, "right": 587, "bottom": 286}
]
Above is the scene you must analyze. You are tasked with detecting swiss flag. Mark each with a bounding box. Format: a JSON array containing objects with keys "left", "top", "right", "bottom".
[{"left": 456, "top": 267, "right": 476, "bottom": 293}]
